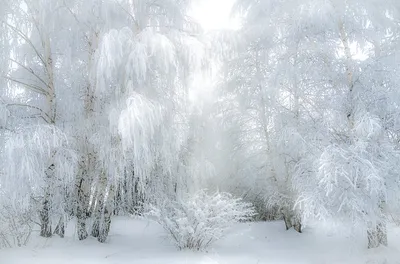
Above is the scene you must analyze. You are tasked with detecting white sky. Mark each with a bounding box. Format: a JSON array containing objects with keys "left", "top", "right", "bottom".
[
  {"left": 188, "top": 0, "right": 239, "bottom": 104},
  {"left": 190, "top": 0, "right": 239, "bottom": 31}
]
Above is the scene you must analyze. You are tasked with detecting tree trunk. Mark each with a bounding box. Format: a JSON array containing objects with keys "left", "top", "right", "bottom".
[
  {"left": 113, "top": 183, "right": 122, "bottom": 215},
  {"left": 54, "top": 216, "right": 65, "bottom": 238},
  {"left": 368, "top": 222, "right": 387, "bottom": 248},
  {"left": 367, "top": 226, "right": 379, "bottom": 249},
  {"left": 282, "top": 208, "right": 293, "bottom": 230},
  {"left": 91, "top": 197, "right": 101, "bottom": 238},
  {"left": 91, "top": 171, "right": 106, "bottom": 238},
  {"left": 293, "top": 215, "right": 302, "bottom": 233},
  {"left": 97, "top": 201, "right": 112, "bottom": 243},
  {"left": 76, "top": 166, "right": 90, "bottom": 240},
  {"left": 40, "top": 163, "right": 54, "bottom": 238},
  {"left": 368, "top": 197, "right": 388, "bottom": 248},
  {"left": 39, "top": 195, "right": 52, "bottom": 237},
  {"left": 78, "top": 31, "right": 98, "bottom": 237},
  {"left": 77, "top": 215, "right": 88, "bottom": 240},
  {"left": 91, "top": 217, "right": 100, "bottom": 238},
  {"left": 98, "top": 183, "right": 114, "bottom": 243},
  {"left": 377, "top": 222, "right": 388, "bottom": 246},
  {"left": 377, "top": 198, "right": 388, "bottom": 246},
  {"left": 281, "top": 207, "right": 302, "bottom": 233},
  {"left": 92, "top": 194, "right": 113, "bottom": 242}
]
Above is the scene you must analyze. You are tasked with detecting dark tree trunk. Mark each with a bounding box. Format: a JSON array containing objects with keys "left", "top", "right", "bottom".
[
  {"left": 97, "top": 203, "right": 112, "bottom": 243},
  {"left": 98, "top": 183, "right": 114, "bottom": 243},
  {"left": 368, "top": 222, "right": 387, "bottom": 248},
  {"left": 91, "top": 198, "right": 100, "bottom": 238},
  {"left": 76, "top": 193, "right": 89, "bottom": 240},
  {"left": 54, "top": 216, "right": 65, "bottom": 238},
  {"left": 368, "top": 198, "right": 387, "bottom": 248},
  {"left": 76, "top": 155, "right": 93, "bottom": 240},
  {"left": 377, "top": 222, "right": 388, "bottom": 246},
  {"left": 91, "top": 219, "right": 100, "bottom": 237},
  {"left": 113, "top": 183, "right": 122, "bottom": 215},
  {"left": 40, "top": 163, "right": 55, "bottom": 238},
  {"left": 367, "top": 226, "right": 379, "bottom": 249},
  {"left": 77, "top": 216, "right": 88, "bottom": 240},
  {"left": 39, "top": 196, "right": 52, "bottom": 237},
  {"left": 281, "top": 207, "right": 302, "bottom": 233},
  {"left": 91, "top": 174, "right": 105, "bottom": 238},
  {"left": 293, "top": 216, "right": 302, "bottom": 233},
  {"left": 282, "top": 212, "right": 293, "bottom": 230}
]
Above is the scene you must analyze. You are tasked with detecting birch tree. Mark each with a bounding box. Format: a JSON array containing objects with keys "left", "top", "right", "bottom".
[
  {"left": 88, "top": 0, "right": 204, "bottom": 242},
  {"left": 1, "top": 0, "right": 79, "bottom": 238},
  {"left": 219, "top": 0, "right": 400, "bottom": 246}
]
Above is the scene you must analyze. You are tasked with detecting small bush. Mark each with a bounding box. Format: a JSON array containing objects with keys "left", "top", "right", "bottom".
[
  {"left": 0, "top": 199, "right": 34, "bottom": 248},
  {"left": 147, "top": 190, "right": 255, "bottom": 251}
]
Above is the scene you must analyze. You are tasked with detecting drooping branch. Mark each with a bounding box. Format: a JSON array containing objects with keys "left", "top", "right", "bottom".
[
  {"left": 6, "top": 103, "right": 51, "bottom": 123},
  {"left": 2, "top": 21, "right": 46, "bottom": 67},
  {"left": 3, "top": 75, "right": 49, "bottom": 95},
  {"left": 8, "top": 58, "right": 51, "bottom": 91}
]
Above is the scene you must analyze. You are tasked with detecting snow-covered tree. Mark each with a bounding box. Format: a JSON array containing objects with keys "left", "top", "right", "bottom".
[
  {"left": 215, "top": 0, "right": 400, "bottom": 247},
  {"left": 1, "top": 0, "right": 81, "bottom": 237},
  {"left": 93, "top": 0, "right": 205, "bottom": 206},
  {"left": 287, "top": 0, "right": 400, "bottom": 248}
]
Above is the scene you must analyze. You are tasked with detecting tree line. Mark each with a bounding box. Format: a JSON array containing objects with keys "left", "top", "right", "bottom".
[{"left": 1, "top": 0, "right": 400, "bottom": 250}]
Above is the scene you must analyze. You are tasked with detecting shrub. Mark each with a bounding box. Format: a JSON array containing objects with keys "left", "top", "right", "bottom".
[
  {"left": 0, "top": 197, "right": 34, "bottom": 248},
  {"left": 147, "top": 190, "right": 255, "bottom": 251}
]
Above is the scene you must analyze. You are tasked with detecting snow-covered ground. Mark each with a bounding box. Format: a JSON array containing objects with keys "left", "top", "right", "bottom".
[{"left": 2, "top": 217, "right": 400, "bottom": 264}]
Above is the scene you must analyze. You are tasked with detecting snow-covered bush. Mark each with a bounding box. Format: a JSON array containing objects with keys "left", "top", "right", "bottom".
[
  {"left": 249, "top": 196, "right": 281, "bottom": 221},
  {"left": 147, "top": 190, "right": 255, "bottom": 251},
  {"left": 0, "top": 196, "right": 34, "bottom": 248}
]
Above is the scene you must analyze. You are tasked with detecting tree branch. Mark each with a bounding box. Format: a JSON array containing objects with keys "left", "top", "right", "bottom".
[
  {"left": 3, "top": 75, "right": 48, "bottom": 95},
  {"left": 2, "top": 21, "right": 46, "bottom": 67},
  {"left": 8, "top": 58, "right": 50, "bottom": 91},
  {"left": 6, "top": 103, "right": 51, "bottom": 121}
]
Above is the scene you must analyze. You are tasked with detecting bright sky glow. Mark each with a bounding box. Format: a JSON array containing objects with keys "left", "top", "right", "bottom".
[
  {"left": 189, "top": 1, "right": 239, "bottom": 104},
  {"left": 190, "top": 0, "right": 239, "bottom": 31},
  {"left": 188, "top": 0, "right": 368, "bottom": 106}
]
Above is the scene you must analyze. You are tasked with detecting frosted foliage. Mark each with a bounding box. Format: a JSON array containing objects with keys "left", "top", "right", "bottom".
[
  {"left": 96, "top": 27, "right": 177, "bottom": 94},
  {"left": 0, "top": 0, "right": 212, "bottom": 249},
  {"left": 90, "top": 129, "right": 125, "bottom": 183},
  {"left": 3, "top": 125, "right": 76, "bottom": 209},
  {"left": 117, "top": 92, "right": 178, "bottom": 186},
  {"left": 180, "top": 36, "right": 205, "bottom": 72},
  {"left": 311, "top": 140, "right": 395, "bottom": 224},
  {"left": 148, "top": 190, "right": 255, "bottom": 251},
  {"left": 354, "top": 113, "right": 382, "bottom": 140},
  {"left": 277, "top": 127, "right": 308, "bottom": 156},
  {"left": 118, "top": 93, "right": 164, "bottom": 149},
  {"left": 3, "top": 0, "right": 400, "bottom": 252},
  {"left": 89, "top": 0, "right": 205, "bottom": 204},
  {"left": 0, "top": 193, "right": 33, "bottom": 248},
  {"left": 215, "top": 0, "right": 400, "bottom": 239}
]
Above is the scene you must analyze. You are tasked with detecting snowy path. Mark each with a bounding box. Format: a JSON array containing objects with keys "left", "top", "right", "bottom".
[{"left": 2, "top": 217, "right": 400, "bottom": 264}]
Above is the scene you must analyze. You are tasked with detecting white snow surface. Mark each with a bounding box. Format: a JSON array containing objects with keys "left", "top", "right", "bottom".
[{"left": 2, "top": 217, "right": 400, "bottom": 264}]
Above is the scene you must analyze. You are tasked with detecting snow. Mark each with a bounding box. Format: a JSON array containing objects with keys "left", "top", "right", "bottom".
[{"left": 2, "top": 217, "right": 400, "bottom": 264}]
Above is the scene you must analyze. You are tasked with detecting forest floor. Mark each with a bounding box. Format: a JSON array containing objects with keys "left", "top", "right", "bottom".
[{"left": 2, "top": 217, "right": 400, "bottom": 264}]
